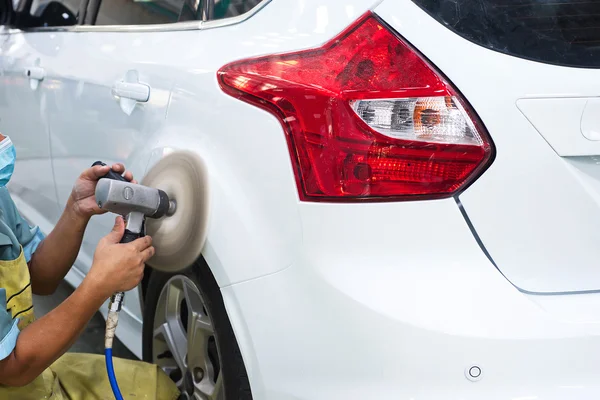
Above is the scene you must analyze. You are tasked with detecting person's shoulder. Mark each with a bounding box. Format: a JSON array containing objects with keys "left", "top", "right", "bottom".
[
  {"left": 0, "top": 188, "right": 18, "bottom": 221},
  {"left": 0, "top": 187, "right": 15, "bottom": 210}
]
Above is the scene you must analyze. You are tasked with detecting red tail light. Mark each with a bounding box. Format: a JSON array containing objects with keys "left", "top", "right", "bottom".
[{"left": 218, "top": 12, "right": 494, "bottom": 201}]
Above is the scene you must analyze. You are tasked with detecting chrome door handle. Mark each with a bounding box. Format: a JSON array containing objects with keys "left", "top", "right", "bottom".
[
  {"left": 111, "top": 81, "right": 150, "bottom": 102},
  {"left": 25, "top": 66, "right": 45, "bottom": 81},
  {"left": 25, "top": 66, "right": 45, "bottom": 90},
  {"left": 113, "top": 70, "right": 149, "bottom": 115}
]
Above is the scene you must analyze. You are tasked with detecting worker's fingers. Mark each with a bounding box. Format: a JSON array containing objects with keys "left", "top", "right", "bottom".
[
  {"left": 130, "top": 235, "right": 153, "bottom": 251},
  {"left": 110, "top": 163, "right": 126, "bottom": 174},
  {"left": 108, "top": 163, "right": 134, "bottom": 182},
  {"left": 80, "top": 163, "right": 132, "bottom": 182},
  {"left": 123, "top": 170, "right": 134, "bottom": 182},
  {"left": 104, "top": 216, "right": 125, "bottom": 243},
  {"left": 140, "top": 246, "right": 156, "bottom": 262},
  {"left": 81, "top": 164, "right": 112, "bottom": 181}
]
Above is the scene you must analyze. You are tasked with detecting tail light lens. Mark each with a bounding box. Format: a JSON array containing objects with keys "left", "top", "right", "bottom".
[{"left": 218, "top": 12, "right": 494, "bottom": 201}]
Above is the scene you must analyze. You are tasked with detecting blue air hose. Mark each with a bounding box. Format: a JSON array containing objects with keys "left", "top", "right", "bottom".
[
  {"left": 105, "top": 348, "right": 124, "bottom": 400},
  {"left": 105, "top": 293, "right": 125, "bottom": 399}
]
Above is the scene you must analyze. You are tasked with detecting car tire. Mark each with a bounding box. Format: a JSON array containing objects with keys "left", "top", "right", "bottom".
[{"left": 142, "top": 259, "right": 252, "bottom": 399}]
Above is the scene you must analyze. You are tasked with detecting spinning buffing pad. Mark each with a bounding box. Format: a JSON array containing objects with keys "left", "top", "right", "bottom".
[{"left": 141, "top": 151, "right": 209, "bottom": 272}]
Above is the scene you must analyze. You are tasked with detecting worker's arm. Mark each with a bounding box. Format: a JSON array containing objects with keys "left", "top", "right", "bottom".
[
  {"left": 27, "top": 164, "right": 135, "bottom": 295},
  {"left": 0, "top": 217, "right": 154, "bottom": 387}
]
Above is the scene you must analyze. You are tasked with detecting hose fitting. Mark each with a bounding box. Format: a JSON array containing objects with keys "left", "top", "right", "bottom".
[
  {"left": 105, "top": 292, "right": 124, "bottom": 399},
  {"left": 108, "top": 292, "right": 124, "bottom": 312}
]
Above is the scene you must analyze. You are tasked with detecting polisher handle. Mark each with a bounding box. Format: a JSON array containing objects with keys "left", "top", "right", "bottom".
[
  {"left": 92, "top": 161, "right": 128, "bottom": 182},
  {"left": 92, "top": 161, "right": 144, "bottom": 244},
  {"left": 120, "top": 229, "right": 141, "bottom": 244}
]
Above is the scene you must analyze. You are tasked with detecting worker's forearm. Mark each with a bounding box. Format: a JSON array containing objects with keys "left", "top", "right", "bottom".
[
  {"left": 28, "top": 198, "right": 89, "bottom": 295},
  {"left": 0, "top": 279, "right": 107, "bottom": 386}
]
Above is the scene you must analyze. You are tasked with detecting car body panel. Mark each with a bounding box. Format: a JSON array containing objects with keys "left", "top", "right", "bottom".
[
  {"left": 0, "top": 33, "right": 60, "bottom": 228},
  {"left": 376, "top": 0, "right": 600, "bottom": 294},
  {"left": 516, "top": 97, "right": 600, "bottom": 157},
  {"left": 45, "top": 29, "right": 174, "bottom": 278},
  {"left": 225, "top": 200, "right": 600, "bottom": 399}
]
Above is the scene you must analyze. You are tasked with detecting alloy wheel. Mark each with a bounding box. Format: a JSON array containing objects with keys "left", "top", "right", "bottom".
[{"left": 152, "top": 275, "right": 224, "bottom": 399}]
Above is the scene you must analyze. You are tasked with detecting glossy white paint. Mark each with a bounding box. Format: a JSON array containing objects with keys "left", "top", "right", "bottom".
[
  {"left": 376, "top": 0, "right": 600, "bottom": 294},
  {"left": 516, "top": 96, "right": 600, "bottom": 157},
  {"left": 46, "top": 28, "right": 174, "bottom": 275},
  {"left": 225, "top": 199, "right": 600, "bottom": 399},
  {"left": 0, "top": 34, "right": 60, "bottom": 225},
  {"left": 517, "top": 97, "right": 598, "bottom": 156},
  {"left": 582, "top": 98, "right": 600, "bottom": 141},
  {"left": 3, "top": 0, "right": 600, "bottom": 398}
]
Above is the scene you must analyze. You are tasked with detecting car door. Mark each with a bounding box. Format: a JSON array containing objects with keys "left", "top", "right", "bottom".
[
  {"left": 46, "top": 0, "right": 184, "bottom": 275},
  {"left": 38, "top": 0, "right": 187, "bottom": 353},
  {"left": 0, "top": 0, "right": 81, "bottom": 231}
]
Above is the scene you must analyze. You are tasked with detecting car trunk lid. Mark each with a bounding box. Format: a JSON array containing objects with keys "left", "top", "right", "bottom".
[{"left": 376, "top": 0, "right": 600, "bottom": 293}]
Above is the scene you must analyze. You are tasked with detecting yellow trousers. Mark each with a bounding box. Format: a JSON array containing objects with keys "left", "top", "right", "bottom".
[{"left": 0, "top": 353, "right": 180, "bottom": 400}]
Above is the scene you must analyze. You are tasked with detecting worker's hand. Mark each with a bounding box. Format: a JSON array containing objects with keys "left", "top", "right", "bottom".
[
  {"left": 86, "top": 216, "right": 154, "bottom": 298},
  {"left": 69, "top": 163, "right": 137, "bottom": 220}
]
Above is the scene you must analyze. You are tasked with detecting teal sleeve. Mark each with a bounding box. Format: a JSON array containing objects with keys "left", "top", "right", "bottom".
[
  {"left": 6, "top": 191, "right": 45, "bottom": 263},
  {"left": 18, "top": 225, "right": 44, "bottom": 263},
  {"left": 0, "top": 288, "right": 19, "bottom": 360}
]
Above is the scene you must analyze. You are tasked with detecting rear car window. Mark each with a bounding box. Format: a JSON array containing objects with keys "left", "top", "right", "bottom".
[
  {"left": 96, "top": 0, "right": 183, "bottom": 25},
  {"left": 179, "top": 0, "right": 263, "bottom": 22},
  {"left": 212, "top": 0, "right": 262, "bottom": 20},
  {"left": 95, "top": 0, "right": 263, "bottom": 25},
  {"left": 31, "top": 0, "right": 81, "bottom": 17},
  {"left": 412, "top": 0, "right": 600, "bottom": 68}
]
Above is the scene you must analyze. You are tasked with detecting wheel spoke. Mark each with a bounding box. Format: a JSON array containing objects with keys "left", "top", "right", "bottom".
[
  {"left": 195, "top": 377, "right": 216, "bottom": 399},
  {"left": 194, "top": 370, "right": 223, "bottom": 400},
  {"left": 164, "top": 278, "right": 184, "bottom": 321},
  {"left": 190, "top": 312, "right": 213, "bottom": 334},
  {"left": 192, "top": 346, "right": 222, "bottom": 399},
  {"left": 183, "top": 280, "right": 203, "bottom": 312},
  {"left": 187, "top": 314, "right": 212, "bottom": 369},
  {"left": 182, "top": 280, "right": 213, "bottom": 332},
  {"left": 161, "top": 365, "right": 184, "bottom": 387},
  {"left": 154, "top": 322, "right": 187, "bottom": 371}
]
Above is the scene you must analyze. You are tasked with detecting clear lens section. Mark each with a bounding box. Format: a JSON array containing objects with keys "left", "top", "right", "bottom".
[{"left": 351, "top": 96, "right": 483, "bottom": 146}]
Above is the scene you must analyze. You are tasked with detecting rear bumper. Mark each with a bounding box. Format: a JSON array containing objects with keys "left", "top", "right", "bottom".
[{"left": 223, "top": 198, "right": 600, "bottom": 399}]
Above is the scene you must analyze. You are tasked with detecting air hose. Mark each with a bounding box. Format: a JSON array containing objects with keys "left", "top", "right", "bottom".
[
  {"left": 105, "top": 292, "right": 125, "bottom": 400},
  {"left": 104, "top": 228, "right": 144, "bottom": 399},
  {"left": 103, "top": 229, "right": 141, "bottom": 399}
]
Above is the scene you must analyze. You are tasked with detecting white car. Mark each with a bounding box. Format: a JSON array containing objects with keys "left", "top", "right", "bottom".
[{"left": 1, "top": 0, "right": 600, "bottom": 398}]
